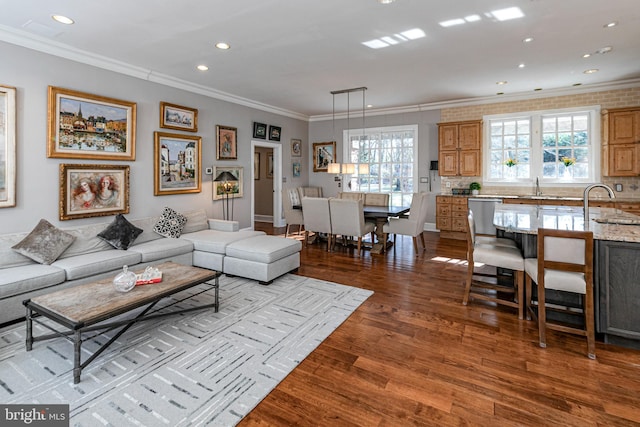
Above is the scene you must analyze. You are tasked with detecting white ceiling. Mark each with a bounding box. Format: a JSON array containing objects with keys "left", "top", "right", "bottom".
[{"left": 1, "top": 0, "right": 639, "bottom": 119}]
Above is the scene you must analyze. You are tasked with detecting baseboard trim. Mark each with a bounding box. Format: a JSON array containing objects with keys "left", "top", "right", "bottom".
[{"left": 255, "top": 215, "right": 273, "bottom": 223}]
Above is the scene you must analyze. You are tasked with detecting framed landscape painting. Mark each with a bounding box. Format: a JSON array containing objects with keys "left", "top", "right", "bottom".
[
  {"left": 159, "top": 102, "right": 198, "bottom": 132},
  {"left": 213, "top": 166, "right": 243, "bottom": 200},
  {"left": 154, "top": 132, "right": 202, "bottom": 196},
  {"left": 47, "top": 86, "right": 136, "bottom": 160},
  {"left": 59, "top": 164, "right": 129, "bottom": 220},
  {"left": 313, "top": 141, "right": 336, "bottom": 172},
  {"left": 0, "top": 85, "right": 16, "bottom": 208},
  {"left": 216, "top": 125, "right": 238, "bottom": 160}
]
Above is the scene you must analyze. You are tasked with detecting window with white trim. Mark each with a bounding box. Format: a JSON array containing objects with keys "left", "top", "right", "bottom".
[
  {"left": 344, "top": 124, "right": 418, "bottom": 206},
  {"left": 484, "top": 106, "right": 600, "bottom": 186}
]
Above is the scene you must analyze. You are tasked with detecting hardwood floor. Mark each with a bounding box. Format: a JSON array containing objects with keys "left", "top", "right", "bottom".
[{"left": 241, "top": 224, "right": 640, "bottom": 426}]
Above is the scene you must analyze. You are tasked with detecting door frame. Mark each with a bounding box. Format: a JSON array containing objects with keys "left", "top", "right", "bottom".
[{"left": 251, "top": 140, "right": 284, "bottom": 228}]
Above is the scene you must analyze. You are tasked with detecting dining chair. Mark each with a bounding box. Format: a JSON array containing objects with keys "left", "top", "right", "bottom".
[
  {"left": 297, "top": 186, "right": 323, "bottom": 200},
  {"left": 382, "top": 192, "right": 428, "bottom": 255},
  {"left": 329, "top": 198, "right": 375, "bottom": 256},
  {"left": 364, "top": 193, "right": 389, "bottom": 206},
  {"left": 282, "top": 188, "right": 304, "bottom": 238},
  {"left": 463, "top": 210, "right": 525, "bottom": 319},
  {"left": 338, "top": 192, "right": 365, "bottom": 201},
  {"left": 524, "top": 228, "right": 596, "bottom": 359},
  {"left": 301, "top": 197, "right": 332, "bottom": 251}
]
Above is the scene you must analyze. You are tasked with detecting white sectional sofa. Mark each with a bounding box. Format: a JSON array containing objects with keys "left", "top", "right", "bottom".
[{"left": 0, "top": 209, "right": 301, "bottom": 325}]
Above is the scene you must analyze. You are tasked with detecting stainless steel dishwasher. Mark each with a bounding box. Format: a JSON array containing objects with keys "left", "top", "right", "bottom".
[{"left": 467, "top": 198, "right": 502, "bottom": 235}]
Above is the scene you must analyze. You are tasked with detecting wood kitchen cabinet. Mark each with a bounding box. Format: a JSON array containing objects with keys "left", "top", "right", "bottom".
[
  {"left": 438, "top": 120, "right": 481, "bottom": 177},
  {"left": 436, "top": 195, "right": 468, "bottom": 240},
  {"left": 602, "top": 107, "right": 640, "bottom": 176}
]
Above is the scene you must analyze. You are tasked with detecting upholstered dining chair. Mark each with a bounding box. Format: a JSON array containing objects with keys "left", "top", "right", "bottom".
[
  {"left": 329, "top": 198, "right": 375, "bottom": 256},
  {"left": 364, "top": 193, "right": 389, "bottom": 206},
  {"left": 382, "top": 192, "right": 429, "bottom": 255},
  {"left": 301, "top": 197, "right": 332, "bottom": 251},
  {"left": 463, "top": 210, "right": 525, "bottom": 319},
  {"left": 297, "top": 186, "right": 323, "bottom": 200},
  {"left": 524, "top": 228, "right": 596, "bottom": 359},
  {"left": 338, "top": 192, "right": 365, "bottom": 201},
  {"left": 282, "top": 188, "right": 304, "bottom": 238}
]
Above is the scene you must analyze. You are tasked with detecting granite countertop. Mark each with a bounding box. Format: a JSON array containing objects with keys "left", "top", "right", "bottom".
[
  {"left": 493, "top": 205, "right": 640, "bottom": 243},
  {"left": 463, "top": 194, "right": 640, "bottom": 203}
]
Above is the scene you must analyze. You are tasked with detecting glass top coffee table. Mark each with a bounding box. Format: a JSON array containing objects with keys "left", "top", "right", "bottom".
[{"left": 23, "top": 261, "right": 221, "bottom": 383}]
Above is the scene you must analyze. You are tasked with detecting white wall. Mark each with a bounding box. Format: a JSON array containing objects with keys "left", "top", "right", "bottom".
[
  {"left": 0, "top": 41, "right": 308, "bottom": 233},
  {"left": 308, "top": 110, "right": 441, "bottom": 223}
]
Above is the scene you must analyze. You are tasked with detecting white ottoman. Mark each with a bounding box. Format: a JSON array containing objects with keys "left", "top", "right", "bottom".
[{"left": 223, "top": 235, "right": 302, "bottom": 285}]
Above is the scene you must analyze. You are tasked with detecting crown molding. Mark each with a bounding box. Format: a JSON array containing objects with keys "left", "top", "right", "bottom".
[{"left": 0, "top": 25, "right": 308, "bottom": 121}]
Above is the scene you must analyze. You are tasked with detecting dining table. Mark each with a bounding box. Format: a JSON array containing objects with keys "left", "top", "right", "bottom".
[{"left": 293, "top": 203, "right": 410, "bottom": 254}]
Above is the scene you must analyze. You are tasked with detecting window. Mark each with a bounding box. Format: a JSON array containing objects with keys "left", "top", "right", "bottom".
[
  {"left": 484, "top": 106, "right": 600, "bottom": 186},
  {"left": 344, "top": 125, "right": 418, "bottom": 206}
]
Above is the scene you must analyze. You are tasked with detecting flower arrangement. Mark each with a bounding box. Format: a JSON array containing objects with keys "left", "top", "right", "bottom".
[
  {"left": 504, "top": 158, "right": 518, "bottom": 167},
  {"left": 561, "top": 157, "right": 576, "bottom": 167}
]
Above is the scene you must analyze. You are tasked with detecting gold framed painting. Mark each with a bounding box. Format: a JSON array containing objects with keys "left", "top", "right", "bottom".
[
  {"left": 154, "top": 132, "right": 202, "bottom": 196},
  {"left": 47, "top": 86, "right": 136, "bottom": 160},
  {"left": 0, "top": 85, "right": 16, "bottom": 208},
  {"left": 216, "top": 125, "right": 237, "bottom": 160},
  {"left": 213, "top": 166, "right": 243, "bottom": 200},
  {"left": 159, "top": 101, "right": 198, "bottom": 132},
  {"left": 313, "top": 141, "right": 336, "bottom": 172},
  {"left": 59, "top": 164, "right": 130, "bottom": 220}
]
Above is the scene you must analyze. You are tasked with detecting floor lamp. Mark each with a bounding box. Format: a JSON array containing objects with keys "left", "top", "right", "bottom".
[{"left": 214, "top": 171, "right": 238, "bottom": 220}]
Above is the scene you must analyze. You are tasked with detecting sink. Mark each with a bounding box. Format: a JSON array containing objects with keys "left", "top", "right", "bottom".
[{"left": 593, "top": 217, "right": 640, "bottom": 225}]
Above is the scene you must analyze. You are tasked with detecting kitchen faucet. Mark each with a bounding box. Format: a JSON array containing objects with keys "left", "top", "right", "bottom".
[
  {"left": 535, "top": 177, "right": 541, "bottom": 196},
  {"left": 583, "top": 183, "right": 615, "bottom": 227}
]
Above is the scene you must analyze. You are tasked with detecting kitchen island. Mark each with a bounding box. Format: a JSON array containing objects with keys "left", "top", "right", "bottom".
[{"left": 493, "top": 204, "right": 640, "bottom": 350}]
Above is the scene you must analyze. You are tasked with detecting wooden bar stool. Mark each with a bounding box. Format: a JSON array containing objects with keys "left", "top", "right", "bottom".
[
  {"left": 462, "top": 210, "right": 525, "bottom": 319},
  {"left": 524, "top": 228, "right": 596, "bottom": 359}
]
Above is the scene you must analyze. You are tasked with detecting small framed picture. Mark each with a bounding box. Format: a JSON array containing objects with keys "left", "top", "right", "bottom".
[
  {"left": 291, "top": 138, "right": 301, "bottom": 157},
  {"left": 159, "top": 101, "right": 198, "bottom": 132},
  {"left": 59, "top": 164, "right": 130, "bottom": 220},
  {"left": 293, "top": 162, "right": 301, "bottom": 177},
  {"left": 269, "top": 125, "right": 281, "bottom": 141},
  {"left": 313, "top": 141, "right": 336, "bottom": 172},
  {"left": 267, "top": 153, "right": 274, "bottom": 178},
  {"left": 253, "top": 122, "right": 267, "bottom": 139},
  {"left": 254, "top": 152, "right": 260, "bottom": 180},
  {"left": 216, "top": 125, "right": 238, "bottom": 160},
  {"left": 153, "top": 131, "right": 202, "bottom": 195}
]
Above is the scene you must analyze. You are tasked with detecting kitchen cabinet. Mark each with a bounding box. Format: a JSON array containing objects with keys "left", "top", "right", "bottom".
[
  {"left": 597, "top": 240, "right": 640, "bottom": 350},
  {"left": 602, "top": 107, "right": 640, "bottom": 176},
  {"left": 436, "top": 195, "right": 468, "bottom": 239},
  {"left": 438, "top": 120, "right": 481, "bottom": 177}
]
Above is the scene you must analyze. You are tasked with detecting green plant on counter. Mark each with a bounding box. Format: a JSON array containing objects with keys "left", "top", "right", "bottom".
[{"left": 469, "top": 182, "right": 481, "bottom": 191}]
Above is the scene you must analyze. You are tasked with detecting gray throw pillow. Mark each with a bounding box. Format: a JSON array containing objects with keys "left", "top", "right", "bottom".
[
  {"left": 12, "top": 219, "right": 76, "bottom": 264},
  {"left": 153, "top": 207, "right": 187, "bottom": 238},
  {"left": 97, "top": 214, "right": 143, "bottom": 250}
]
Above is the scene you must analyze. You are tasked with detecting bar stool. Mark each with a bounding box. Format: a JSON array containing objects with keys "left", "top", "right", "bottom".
[
  {"left": 463, "top": 210, "right": 525, "bottom": 319},
  {"left": 524, "top": 228, "right": 596, "bottom": 359}
]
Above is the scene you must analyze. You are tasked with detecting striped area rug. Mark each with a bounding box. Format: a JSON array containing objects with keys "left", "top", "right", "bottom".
[{"left": 0, "top": 274, "right": 372, "bottom": 426}]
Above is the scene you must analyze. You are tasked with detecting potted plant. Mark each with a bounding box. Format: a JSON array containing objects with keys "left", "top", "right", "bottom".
[{"left": 469, "top": 182, "right": 481, "bottom": 195}]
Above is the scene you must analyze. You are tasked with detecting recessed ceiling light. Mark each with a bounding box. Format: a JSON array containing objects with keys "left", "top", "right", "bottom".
[
  {"left": 583, "top": 53, "right": 591, "bottom": 58},
  {"left": 464, "top": 15, "right": 481, "bottom": 22},
  {"left": 490, "top": 7, "right": 524, "bottom": 21},
  {"left": 367, "top": 104, "right": 373, "bottom": 108},
  {"left": 196, "top": 65, "right": 209, "bottom": 71},
  {"left": 378, "top": 0, "right": 396, "bottom": 4},
  {"left": 215, "top": 42, "right": 230, "bottom": 50},
  {"left": 496, "top": 81, "right": 508, "bottom": 85},
  {"left": 496, "top": 92, "right": 504, "bottom": 95},
  {"left": 584, "top": 69, "right": 599, "bottom": 74},
  {"left": 52, "top": 15, "right": 74, "bottom": 25},
  {"left": 518, "top": 63, "right": 525, "bottom": 68},
  {"left": 522, "top": 37, "right": 534, "bottom": 43},
  {"left": 534, "top": 88, "right": 543, "bottom": 91},
  {"left": 604, "top": 21, "right": 618, "bottom": 28},
  {"left": 573, "top": 83, "right": 582, "bottom": 86},
  {"left": 439, "top": 18, "right": 465, "bottom": 27}
]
